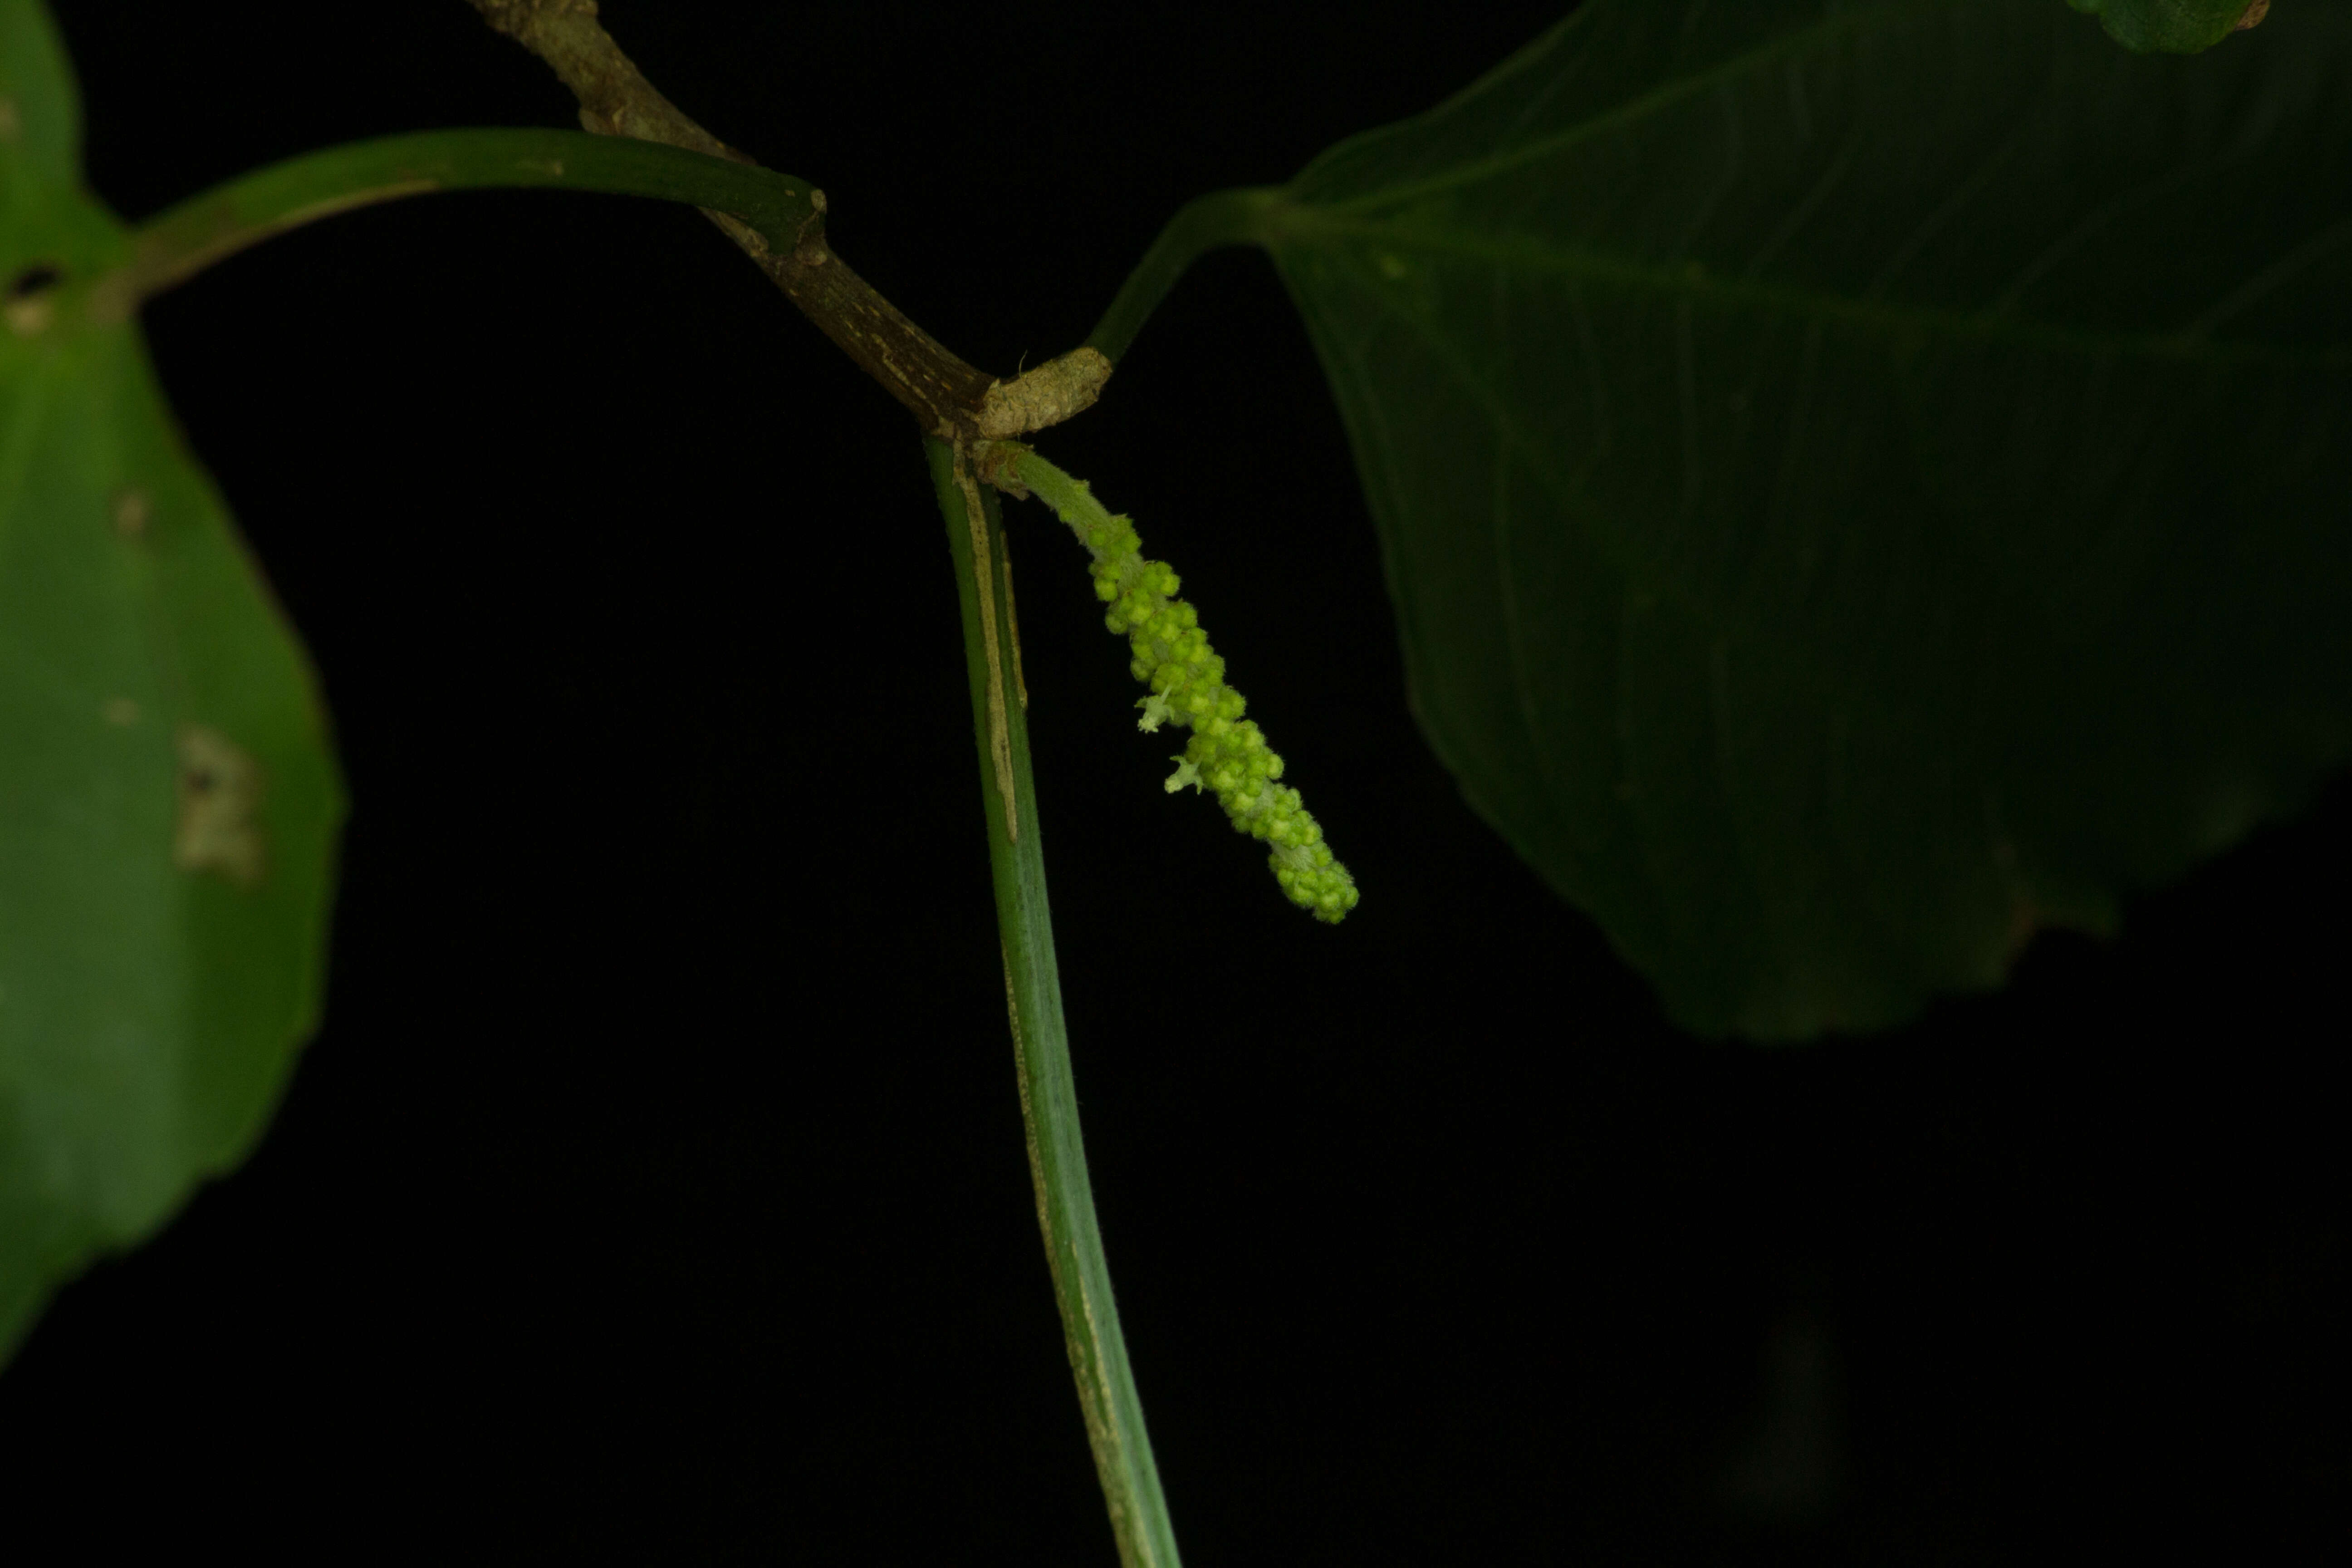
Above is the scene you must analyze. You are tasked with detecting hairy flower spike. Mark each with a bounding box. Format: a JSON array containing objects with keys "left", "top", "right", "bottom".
[{"left": 978, "top": 440, "right": 1360, "bottom": 924}]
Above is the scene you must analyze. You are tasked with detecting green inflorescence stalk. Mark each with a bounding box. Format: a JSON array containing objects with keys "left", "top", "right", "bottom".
[{"left": 982, "top": 442, "right": 1359, "bottom": 923}]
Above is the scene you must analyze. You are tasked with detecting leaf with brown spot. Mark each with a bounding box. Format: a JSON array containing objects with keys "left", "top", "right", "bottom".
[{"left": 0, "top": 0, "right": 342, "bottom": 1358}]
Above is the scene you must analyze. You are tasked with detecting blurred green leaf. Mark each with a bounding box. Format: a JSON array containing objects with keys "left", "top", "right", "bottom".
[
  {"left": 1260, "top": 0, "right": 2352, "bottom": 1035},
  {"left": 2067, "top": 0, "right": 2265, "bottom": 54},
  {"left": 0, "top": 0, "right": 341, "bottom": 1355}
]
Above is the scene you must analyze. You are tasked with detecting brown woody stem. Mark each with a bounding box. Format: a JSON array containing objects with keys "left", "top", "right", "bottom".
[{"left": 464, "top": 0, "right": 1004, "bottom": 437}]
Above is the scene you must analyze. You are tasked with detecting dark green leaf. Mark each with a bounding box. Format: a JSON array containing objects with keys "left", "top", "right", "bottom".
[
  {"left": 2067, "top": 0, "right": 2266, "bottom": 54},
  {"left": 1260, "top": 0, "right": 2352, "bottom": 1034},
  {"left": 0, "top": 0, "right": 341, "bottom": 1354}
]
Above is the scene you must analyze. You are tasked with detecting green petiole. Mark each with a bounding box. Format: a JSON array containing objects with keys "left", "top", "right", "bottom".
[
  {"left": 927, "top": 439, "right": 1184, "bottom": 1568},
  {"left": 1083, "top": 186, "right": 1284, "bottom": 363},
  {"left": 107, "top": 127, "right": 820, "bottom": 306}
]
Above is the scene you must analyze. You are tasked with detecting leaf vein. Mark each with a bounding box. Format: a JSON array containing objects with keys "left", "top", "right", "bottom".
[
  {"left": 1306, "top": 3, "right": 1876, "bottom": 216},
  {"left": 1278, "top": 218, "right": 2350, "bottom": 368}
]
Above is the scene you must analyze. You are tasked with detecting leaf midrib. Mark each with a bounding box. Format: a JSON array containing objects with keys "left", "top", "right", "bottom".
[{"left": 1266, "top": 206, "right": 2351, "bottom": 371}]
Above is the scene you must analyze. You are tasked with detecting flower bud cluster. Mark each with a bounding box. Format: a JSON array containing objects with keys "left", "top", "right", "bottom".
[{"left": 1075, "top": 504, "right": 1360, "bottom": 924}]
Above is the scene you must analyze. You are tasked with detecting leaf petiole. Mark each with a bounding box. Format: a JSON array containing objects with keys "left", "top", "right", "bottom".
[
  {"left": 98, "top": 127, "right": 822, "bottom": 309},
  {"left": 1083, "top": 186, "right": 1284, "bottom": 363},
  {"left": 927, "top": 438, "right": 1184, "bottom": 1568}
]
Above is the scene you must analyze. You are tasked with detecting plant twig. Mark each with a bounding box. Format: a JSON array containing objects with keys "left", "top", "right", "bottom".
[
  {"left": 468, "top": 0, "right": 988, "bottom": 435},
  {"left": 927, "top": 438, "right": 1184, "bottom": 1568},
  {"left": 465, "top": 0, "right": 1110, "bottom": 441}
]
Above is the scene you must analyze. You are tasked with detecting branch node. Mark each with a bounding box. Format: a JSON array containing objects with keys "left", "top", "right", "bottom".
[{"left": 977, "top": 348, "right": 1114, "bottom": 440}]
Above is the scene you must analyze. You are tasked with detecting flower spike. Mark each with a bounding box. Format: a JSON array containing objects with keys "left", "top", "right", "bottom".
[{"left": 979, "top": 441, "right": 1360, "bottom": 924}]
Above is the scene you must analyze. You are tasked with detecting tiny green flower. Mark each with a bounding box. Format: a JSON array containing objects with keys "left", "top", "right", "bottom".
[{"left": 978, "top": 440, "right": 1360, "bottom": 923}]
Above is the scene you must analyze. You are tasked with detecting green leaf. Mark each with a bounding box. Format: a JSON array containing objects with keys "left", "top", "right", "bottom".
[
  {"left": 2066, "top": 0, "right": 2266, "bottom": 54},
  {"left": 0, "top": 0, "right": 341, "bottom": 1354},
  {"left": 1257, "top": 0, "right": 2352, "bottom": 1035}
]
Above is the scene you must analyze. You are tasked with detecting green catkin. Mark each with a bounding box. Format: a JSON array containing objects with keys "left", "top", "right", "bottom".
[{"left": 986, "top": 441, "right": 1360, "bottom": 924}]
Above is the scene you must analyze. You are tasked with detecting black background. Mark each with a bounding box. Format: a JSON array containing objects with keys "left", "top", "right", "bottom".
[{"left": 3, "top": 2, "right": 2346, "bottom": 1560}]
